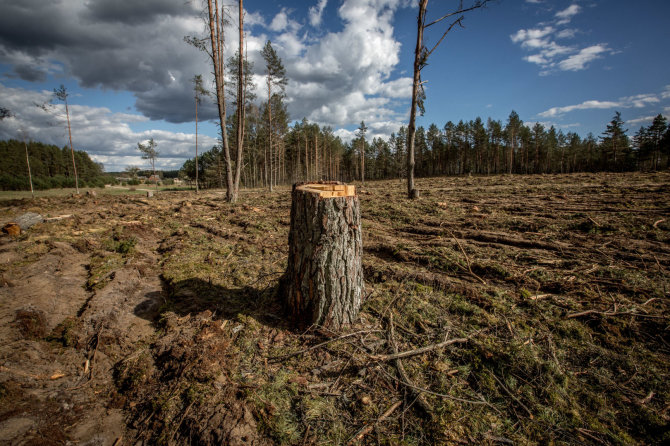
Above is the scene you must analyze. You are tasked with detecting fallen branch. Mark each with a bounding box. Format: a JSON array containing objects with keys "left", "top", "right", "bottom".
[
  {"left": 566, "top": 309, "right": 668, "bottom": 319},
  {"left": 346, "top": 400, "right": 402, "bottom": 445},
  {"left": 268, "top": 329, "right": 382, "bottom": 362},
  {"left": 378, "top": 366, "right": 495, "bottom": 408},
  {"left": 389, "top": 314, "right": 433, "bottom": 418},
  {"left": 44, "top": 214, "right": 73, "bottom": 222},
  {"left": 370, "top": 336, "right": 470, "bottom": 362},
  {"left": 587, "top": 216, "right": 601, "bottom": 227},
  {"left": 528, "top": 293, "right": 552, "bottom": 301},
  {"left": 456, "top": 230, "right": 571, "bottom": 253},
  {"left": 492, "top": 374, "right": 534, "bottom": 419},
  {"left": 448, "top": 230, "right": 486, "bottom": 285}
]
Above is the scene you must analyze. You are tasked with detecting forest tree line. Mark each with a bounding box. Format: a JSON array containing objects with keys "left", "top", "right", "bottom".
[
  {"left": 179, "top": 110, "right": 670, "bottom": 189},
  {"left": 0, "top": 140, "right": 111, "bottom": 190}
]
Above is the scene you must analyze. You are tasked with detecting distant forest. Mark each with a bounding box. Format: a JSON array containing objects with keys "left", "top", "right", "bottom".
[
  {"left": 181, "top": 110, "right": 670, "bottom": 189},
  {"left": 0, "top": 140, "right": 112, "bottom": 190}
]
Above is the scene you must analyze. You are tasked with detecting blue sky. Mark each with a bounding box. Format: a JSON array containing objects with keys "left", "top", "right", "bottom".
[{"left": 0, "top": 0, "right": 668, "bottom": 171}]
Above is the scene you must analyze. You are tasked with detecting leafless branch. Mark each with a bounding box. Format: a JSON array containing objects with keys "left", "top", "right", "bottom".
[
  {"left": 424, "top": 0, "right": 491, "bottom": 28},
  {"left": 370, "top": 335, "right": 470, "bottom": 362}
]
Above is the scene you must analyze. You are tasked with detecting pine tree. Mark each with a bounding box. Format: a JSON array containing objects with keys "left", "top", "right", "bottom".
[
  {"left": 505, "top": 111, "right": 522, "bottom": 174},
  {"left": 356, "top": 121, "right": 368, "bottom": 185},
  {"left": 600, "top": 111, "right": 629, "bottom": 171},
  {"left": 647, "top": 114, "right": 667, "bottom": 170}
]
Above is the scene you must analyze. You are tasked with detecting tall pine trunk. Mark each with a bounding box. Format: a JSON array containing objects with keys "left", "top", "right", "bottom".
[
  {"left": 232, "top": 0, "right": 245, "bottom": 202},
  {"left": 208, "top": 0, "right": 234, "bottom": 201},
  {"left": 195, "top": 94, "right": 199, "bottom": 193}
]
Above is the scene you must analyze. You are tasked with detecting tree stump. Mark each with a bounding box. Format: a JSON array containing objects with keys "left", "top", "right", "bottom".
[{"left": 283, "top": 182, "right": 364, "bottom": 330}]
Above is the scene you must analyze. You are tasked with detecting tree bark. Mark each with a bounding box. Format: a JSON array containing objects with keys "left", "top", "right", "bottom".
[
  {"left": 267, "top": 79, "right": 273, "bottom": 192},
  {"left": 407, "top": 0, "right": 427, "bottom": 199},
  {"left": 195, "top": 94, "right": 199, "bottom": 194},
  {"left": 208, "top": 0, "right": 234, "bottom": 201},
  {"left": 232, "top": 0, "right": 244, "bottom": 202},
  {"left": 283, "top": 182, "right": 364, "bottom": 330}
]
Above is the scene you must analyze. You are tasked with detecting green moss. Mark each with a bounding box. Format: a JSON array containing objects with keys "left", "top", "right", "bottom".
[{"left": 248, "top": 369, "right": 302, "bottom": 444}]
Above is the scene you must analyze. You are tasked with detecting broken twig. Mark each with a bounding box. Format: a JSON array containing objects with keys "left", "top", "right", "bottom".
[
  {"left": 370, "top": 336, "right": 470, "bottom": 362},
  {"left": 347, "top": 400, "right": 402, "bottom": 445}
]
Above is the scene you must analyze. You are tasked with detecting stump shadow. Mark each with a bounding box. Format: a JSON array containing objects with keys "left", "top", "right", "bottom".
[{"left": 134, "top": 275, "right": 287, "bottom": 330}]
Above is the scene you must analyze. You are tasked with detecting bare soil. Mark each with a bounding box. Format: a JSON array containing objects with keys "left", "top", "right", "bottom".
[{"left": 0, "top": 171, "right": 668, "bottom": 445}]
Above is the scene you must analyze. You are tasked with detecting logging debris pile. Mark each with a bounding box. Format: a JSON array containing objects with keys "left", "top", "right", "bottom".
[{"left": 0, "top": 171, "right": 668, "bottom": 445}]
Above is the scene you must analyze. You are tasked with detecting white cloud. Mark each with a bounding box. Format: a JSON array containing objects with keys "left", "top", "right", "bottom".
[
  {"left": 269, "top": 10, "right": 289, "bottom": 32},
  {"left": 555, "top": 4, "right": 581, "bottom": 25},
  {"left": 556, "top": 28, "right": 577, "bottom": 39},
  {"left": 333, "top": 127, "right": 355, "bottom": 143},
  {"left": 510, "top": 26, "right": 554, "bottom": 48},
  {"left": 627, "top": 116, "right": 656, "bottom": 126},
  {"left": 309, "top": 0, "right": 328, "bottom": 27},
  {"left": 558, "top": 44, "right": 609, "bottom": 71},
  {"left": 622, "top": 94, "right": 660, "bottom": 108},
  {"left": 0, "top": 83, "right": 215, "bottom": 171},
  {"left": 539, "top": 100, "right": 621, "bottom": 118},
  {"left": 525, "top": 54, "right": 549, "bottom": 65},
  {"left": 278, "top": 0, "right": 411, "bottom": 130},
  {"left": 538, "top": 86, "right": 670, "bottom": 118},
  {"left": 0, "top": 0, "right": 416, "bottom": 170},
  {"left": 511, "top": 3, "right": 613, "bottom": 74}
]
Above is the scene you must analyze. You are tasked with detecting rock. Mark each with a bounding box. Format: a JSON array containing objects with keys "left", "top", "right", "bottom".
[
  {"left": 86, "top": 190, "right": 97, "bottom": 197},
  {"left": 147, "top": 190, "right": 154, "bottom": 198},
  {"left": 15, "top": 212, "right": 44, "bottom": 230}
]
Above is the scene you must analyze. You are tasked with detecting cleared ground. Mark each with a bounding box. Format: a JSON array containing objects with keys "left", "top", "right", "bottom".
[{"left": 0, "top": 172, "right": 668, "bottom": 445}]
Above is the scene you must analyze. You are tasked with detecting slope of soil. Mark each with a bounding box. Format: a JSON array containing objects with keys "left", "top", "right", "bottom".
[{"left": 0, "top": 171, "right": 668, "bottom": 445}]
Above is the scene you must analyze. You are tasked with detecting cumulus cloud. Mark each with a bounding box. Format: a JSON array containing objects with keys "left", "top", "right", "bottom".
[
  {"left": 269, "top": 9, "right": 290, "bottom": 32},
  {"left": 511, "top": 2, "right": 613, "bottom": 74},
  {"left": 0, "top": 83, "right": 216, "bottom": 171},
  {"left": 275, "top": 0, "right": 412, "bottom": 129},
  {"left": 0, "top": 0, "right": 414, "bottom": 151}
]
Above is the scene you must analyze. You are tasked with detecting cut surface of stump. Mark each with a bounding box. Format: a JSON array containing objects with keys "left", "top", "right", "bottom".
[{"left": 283, "top": 182, "right": 363, "bottom": 330}]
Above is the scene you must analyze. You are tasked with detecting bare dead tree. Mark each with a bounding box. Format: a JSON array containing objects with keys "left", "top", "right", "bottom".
[
  {"left": 407, "top": 0, "right": 490, "bottom": 199},
  {"left": 232, "top": 0, "right": 245, "bottom": 202},
  {"left": 192, "top": 74, "right": 210, "bottom": 194},
  {"left": 19, "top": 129, "right": 34, "bottom": 199},
  {"left": 202, "top": 0, "right": 235, "bottom": 201},
  {"left": 53, "top": 85, "right": 80, "bottom": 194}
]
